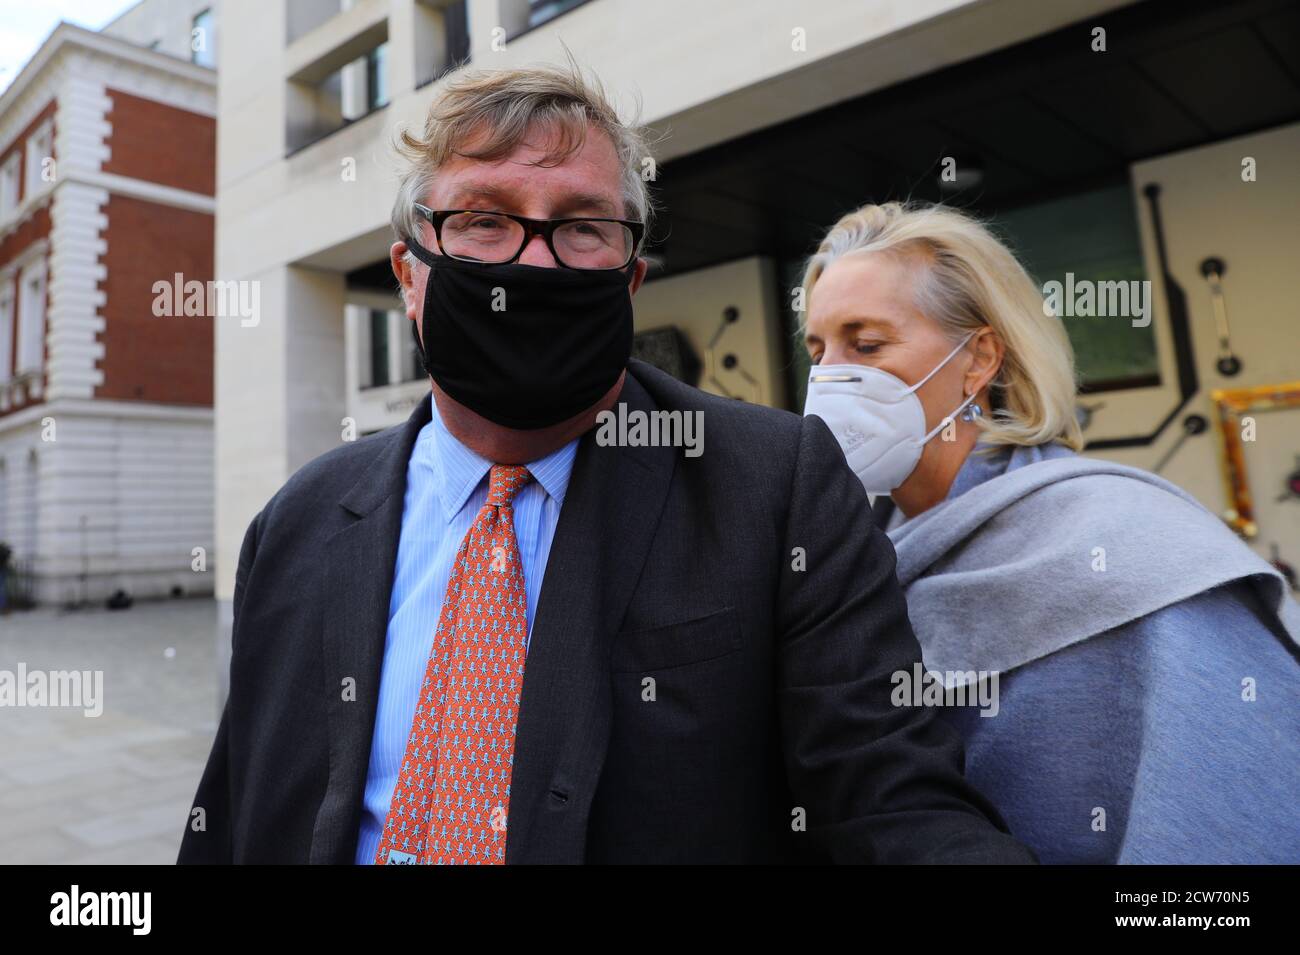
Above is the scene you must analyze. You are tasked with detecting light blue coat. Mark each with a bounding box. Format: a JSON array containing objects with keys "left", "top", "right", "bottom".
[{"left": 887, "top": 443, "right": 1300, "bottom": 864}]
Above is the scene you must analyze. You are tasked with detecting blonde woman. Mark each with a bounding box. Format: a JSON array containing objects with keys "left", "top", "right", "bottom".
[{"left": 801, "top": 201, "right": 1300, "bottom": 864}]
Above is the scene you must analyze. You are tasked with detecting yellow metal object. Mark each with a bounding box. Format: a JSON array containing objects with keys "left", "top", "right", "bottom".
[{"left": 1209, "top": 381, "right": 1300, "bottom": 538}]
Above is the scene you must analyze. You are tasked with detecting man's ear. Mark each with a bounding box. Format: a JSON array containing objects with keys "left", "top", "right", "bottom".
[
  {"left": 628, "top": 257, "right": 650, "bottom": 296},
  {"left": 965, "top": 327, "right": 1005, "bottom": 396},
  {"left": 391, "top": 241, "right": 418, "bottom": 323}
]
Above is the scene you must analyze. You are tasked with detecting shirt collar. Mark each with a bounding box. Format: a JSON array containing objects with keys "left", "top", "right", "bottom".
[{"left": 416, "top": 398, "right": 579, "bottom": 523}]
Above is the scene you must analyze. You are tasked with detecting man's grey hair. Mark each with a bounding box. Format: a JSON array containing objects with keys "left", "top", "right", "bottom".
[{"left": 391, "top": 59, "right": 656, "bottom": 267}]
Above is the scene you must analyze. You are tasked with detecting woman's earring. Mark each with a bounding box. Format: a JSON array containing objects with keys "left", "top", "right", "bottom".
[{"left": 960, "top": 402, "right": 983, "bottom": 423}]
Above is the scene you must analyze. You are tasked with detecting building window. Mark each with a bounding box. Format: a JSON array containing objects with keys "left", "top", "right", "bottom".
[
  {"left": 992, "top": 183, "right": 1158, "bottom": 391},
  {"left": 407, "top": 325, "right": 424, "bottom": 382},
  {"left": 368, "top": 309, "right": 390, "bottom": 387},
  {"left": 529, "top": 0, "right": 588, "bottom": 29},
  {"left": 24, "top": 121, "right": 52, "bottom": 198},
  {"left": 15, "top": 262, "right": 46, "bottom": 376},
  {"left": 335, "top": 44, "right": 389, "bottom": 129},
  {"left": 357, "top": 309, "right": 423, "bottom": 388},
  {"left": 366, "top": 43, "right": 389, "bottom": 112},
  {"left": 415, "top": 1, "right": 469, "bottom": 87},
  {"left": 444, "top": 3, "right": 470, "bottom": 74},
  {"left": 191, "top": 8, "right": 216, "bottom": 69},
  {"left": 0, "top": 278, "right": 13, "bottom": 383},
  {"left": 0, "top": 154, "right": 18, "bottom": 221}
]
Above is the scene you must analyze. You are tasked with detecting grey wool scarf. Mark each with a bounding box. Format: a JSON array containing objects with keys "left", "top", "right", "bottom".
[{"left": 887, "top": 456, "right": 1300, "bottom": 684}]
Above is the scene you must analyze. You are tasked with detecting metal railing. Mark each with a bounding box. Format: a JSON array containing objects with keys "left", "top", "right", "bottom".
[{"left": 1, "top": 557, "right": 36, "bottom": 611}]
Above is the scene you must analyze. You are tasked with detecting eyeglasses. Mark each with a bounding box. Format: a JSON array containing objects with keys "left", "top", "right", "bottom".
[{"left": 413, "top": 204, "right": 644, "bottom": 271}]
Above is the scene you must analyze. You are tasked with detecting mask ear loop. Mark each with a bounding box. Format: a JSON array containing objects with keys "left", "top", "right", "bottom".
[
  {"left": 903, "top": 330, "right": 977, "bottom": 396},
  {"left": 923, "top": 390, "right": 978, "bottom": 443},
  {"left": 410, "top": 317, "right": 432, "bottom": 378},
  {"left": 906, "top": 330, "right": 979, "bottom": 443},
  {"left": 402, "top": 234, "right": 438, "bottom": 376}
]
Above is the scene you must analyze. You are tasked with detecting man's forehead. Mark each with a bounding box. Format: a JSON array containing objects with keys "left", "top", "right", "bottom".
[
  {"left": 430, "top": 130, "right": 624, "bottom": 214},
  {"left": 439, "top": 177, "right": 618, "bottom": 214}
]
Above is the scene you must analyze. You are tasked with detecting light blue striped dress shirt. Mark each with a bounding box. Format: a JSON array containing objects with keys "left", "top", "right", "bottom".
[{"left": 353, "top": 402, "right": 578, "bottom": 864}]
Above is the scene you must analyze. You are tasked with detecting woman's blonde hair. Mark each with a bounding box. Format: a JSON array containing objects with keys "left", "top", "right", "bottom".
[{"left": 801, "top": 201, "right": 1084, "bottom": 451}]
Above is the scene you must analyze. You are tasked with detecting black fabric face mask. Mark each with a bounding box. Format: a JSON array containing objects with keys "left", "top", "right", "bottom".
[{"left": 405, "top": 236, "right": 635, "bottom": 431}]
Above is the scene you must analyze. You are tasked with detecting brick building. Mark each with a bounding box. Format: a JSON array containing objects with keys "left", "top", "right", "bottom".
[{"left": 0, "top": 9, "right": 217, "bottom": 606}]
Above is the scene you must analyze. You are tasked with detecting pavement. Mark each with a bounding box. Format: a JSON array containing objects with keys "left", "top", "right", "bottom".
[{"left": 0, "top": 597, "right": 219, "bottom": 864}]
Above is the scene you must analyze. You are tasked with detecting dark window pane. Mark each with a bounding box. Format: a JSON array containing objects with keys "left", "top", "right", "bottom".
[
  {"left": 367, "top": 43, "right": 389, "bottom": 110},
  {"left": 370, "top": 309, "right": 390, "bottom": 387},
  {"left": 529, "top": 0, "right": 586, "bottom": 29},
  {"left": 445, "top": 3, "right": 469, "bottom": 67},
  {"left": 192, "top": 9, "right": 215, "bottom": 68},
  {"left": 408, "top": 331, "right": 423, "bottom": 382},
  {"left": 992, "top": 184, "right": 1159, "bottom": 390}
]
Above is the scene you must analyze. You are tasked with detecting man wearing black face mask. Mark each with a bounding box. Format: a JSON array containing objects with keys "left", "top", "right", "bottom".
[{"left": 178, "top": 63, "right": 1035, "bottom": 865}]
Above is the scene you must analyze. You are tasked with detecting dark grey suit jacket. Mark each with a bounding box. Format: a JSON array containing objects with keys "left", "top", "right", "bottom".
[{"left": 178, "top": 359, "right": 1033, "bottom": 864}]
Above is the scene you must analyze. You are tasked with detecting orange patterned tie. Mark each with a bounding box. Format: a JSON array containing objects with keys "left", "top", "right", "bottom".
[{"left": 375, "top": 464, "right": 533, "bottom": 864}]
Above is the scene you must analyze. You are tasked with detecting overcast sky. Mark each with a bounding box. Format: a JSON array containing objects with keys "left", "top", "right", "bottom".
[{"left": 0, "top": 0, "right": 140, "bottom": 95}]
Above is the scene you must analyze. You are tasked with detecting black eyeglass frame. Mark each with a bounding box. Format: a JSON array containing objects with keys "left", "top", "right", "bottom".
[{"left": 412, "top": 203, "right": 645, "bottom": 271}]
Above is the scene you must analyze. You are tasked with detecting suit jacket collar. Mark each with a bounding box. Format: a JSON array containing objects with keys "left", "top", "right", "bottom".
[
  {"left": 338, "top": 394, "right": 432, "bottom": 519},
  {"left": 312, "top": 393, "right": 431, "bottom": 864},
  {"left": 312, "top": 370, "right": 676, "bottom": 864}
]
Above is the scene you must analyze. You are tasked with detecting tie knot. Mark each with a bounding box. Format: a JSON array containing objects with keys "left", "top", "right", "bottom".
[{"left": 486, "top": 464, "right": 533, "bottom": 508}]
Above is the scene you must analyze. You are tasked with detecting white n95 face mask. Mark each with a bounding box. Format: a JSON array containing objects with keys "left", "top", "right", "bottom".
[{"left": 803, "top": 332, "right": 977, "bottom": 495}]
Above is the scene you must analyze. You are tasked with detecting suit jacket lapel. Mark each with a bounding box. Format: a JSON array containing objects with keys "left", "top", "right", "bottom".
[
  {"left": 506, "top": 367, "right": 677, "bottom": 863},
  {"left": 310, "top": 394, "right": 432, "bottom": 864}
]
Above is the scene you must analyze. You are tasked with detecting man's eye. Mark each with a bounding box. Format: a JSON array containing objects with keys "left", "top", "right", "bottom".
[{"left": 856, "top": 342, "right": 882, "bottom": 355}]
